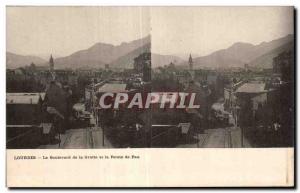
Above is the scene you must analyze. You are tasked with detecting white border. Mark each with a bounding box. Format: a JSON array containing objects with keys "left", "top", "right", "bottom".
[
  {"left": 1, "top": 0, "right": 298, "bottom": 191},
  {"left": 1, "top": 0, "right": 297, "bottom": 6}
]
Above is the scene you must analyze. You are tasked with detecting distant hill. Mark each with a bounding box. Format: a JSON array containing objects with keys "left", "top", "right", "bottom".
[
  {"left": 8, "top": 35, "right": 184, "bottom": 70},
  {"left": 181, "top": 34, "right": 294, "bottom": 69},
  {"left": 6, "top": 52, "right": 46, "bottom": 69},
  {"left": 151, "top": 54, "right": 184, "bottom": 68},
  {"left": 8, "top": 34, "right": 293, "bottom": 70},
  {"left": 54, "top": 35, "right": 151, "bottom": 69},
  {"left": 173, "top": 53, "right": 201, "bottom": 60},
  {"left": 52, "top": 35, "right": 185, "bottom": 69},
  {"left": 250, "top": 41, "right": 294, "bottom": 69},
  {"left": 110, "top": 43, "right": 151, "bottom": 69},
  {"left": 110, "top": 47, "right": 185, "bottom": 69}
]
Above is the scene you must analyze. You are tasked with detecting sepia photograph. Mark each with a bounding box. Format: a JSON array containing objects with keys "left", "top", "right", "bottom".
[
  {"left": 5, "top": 5, "right": 296, "bottom": 188},
  {"left": 6, "top": 6, "right": 295, "bottom": 149}
]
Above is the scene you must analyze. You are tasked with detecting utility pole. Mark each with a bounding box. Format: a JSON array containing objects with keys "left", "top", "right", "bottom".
[
  {"left": 234, "top": 105, "right": 243, "bottom": 147},
  {"left": 241, "top": 126, "right": 244, "bottom": 147},
  {"left": 197, "top": 128, "right": 200, "bottom": 148},
  {"left": 102, "top": 112, "right": 105, "bottom": 147},
  {"left": 149, "top": 110, "right": 152, "bottom": 147}
]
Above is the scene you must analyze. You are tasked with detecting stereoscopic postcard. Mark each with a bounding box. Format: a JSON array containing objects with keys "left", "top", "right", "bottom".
[{"left": 6, "top": 6, "right": 295, "bottom": 187}]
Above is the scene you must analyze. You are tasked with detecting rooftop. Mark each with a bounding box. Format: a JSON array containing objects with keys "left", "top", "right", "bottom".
[
  {"left": 6, "top": 93, "right": 45, "bottom": 104},
  {"left": 235, "top": 83, "right": 266, "bottom": 94},
  {"left": 98, "top": 83, "right": 127, "bottom": 93}
]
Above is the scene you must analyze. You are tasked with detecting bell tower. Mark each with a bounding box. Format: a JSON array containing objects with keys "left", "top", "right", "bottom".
[
  {"left": 49, "top": 54, "right": 54, "bottom": 71},
  {"left": 188, "top": 54, "right": 193, "bottom": 70}
]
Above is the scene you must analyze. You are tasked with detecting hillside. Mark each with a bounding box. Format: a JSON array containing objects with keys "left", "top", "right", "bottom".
[
  {"left": 151, "top": 54, "right": 184, "bottom": 68},
  {"left": 54, "top": 35, "right": 151, "bottom": 69},
  {"left": 110, "top": 43, "right": 151, "bottom": 69},
  {"left": 8, "top": 34, "right": 293, "bottom": 70},
  {"left": 6, "top": 52, "right": 46, "bottom": 69},
  {"left": 183, "top": 34, "right": 294, "bottom": 69},
  {"left": 250, "top": 41, "right": 294, "bottom": 69}
]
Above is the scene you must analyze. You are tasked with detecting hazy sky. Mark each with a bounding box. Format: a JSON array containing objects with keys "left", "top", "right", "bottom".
[
  {"left": 7, "top": 6, "right": 293, "bottom": 59},
  {"left": 7, "top": 7, "right": 150, "bottom": 58},
  {"left": 151, "top": 7, "right": 294, "bottom": 57}
]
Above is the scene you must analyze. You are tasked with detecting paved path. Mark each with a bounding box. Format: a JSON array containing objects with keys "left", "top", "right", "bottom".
[
  {"left": 88, "top": 127, "right": 113, "bottom": 148},
  {"left": 177, "top": 127, "right": 251, "bottom": 148},
  {"left": 39, "top": 126, "right": 251, "bottom": 149},
  {"left": 202, "top": 129, "right": 226, "bottom": 148},
  {"left": 39, "top": 127, "right": 113, "bottom": 149}
]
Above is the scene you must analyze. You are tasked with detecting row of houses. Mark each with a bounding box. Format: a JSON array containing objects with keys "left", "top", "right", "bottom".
[
  {"left": 6, "top": 80, "right": 74, "bottom": 148},
  {"left": 222, "top": 49, "right": 294, "bottom": 146}
]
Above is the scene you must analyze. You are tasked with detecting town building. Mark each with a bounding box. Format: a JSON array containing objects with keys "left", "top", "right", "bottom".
[
  {"left": 273, "top": 50, "right": 294, "bottom": 82},
  {"left": 133, "top": 52, "right": 151, "bottom": 82},
  {"left": 234, "top": 82, "right": 267, "bottom": 125},
  {"left": 6, "top": 93, "right": 45, "bottom": 148}
]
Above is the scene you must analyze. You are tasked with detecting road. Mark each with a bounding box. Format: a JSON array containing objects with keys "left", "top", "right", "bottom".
[
  {"left": 39, "top": 127, "right": 113, "bottom": 149},
  {"left": 177, "top": 127, "right": 251, "bottom": 148},
  {"left": 39, "top": 126, "right": 250, "bottom": 149}
]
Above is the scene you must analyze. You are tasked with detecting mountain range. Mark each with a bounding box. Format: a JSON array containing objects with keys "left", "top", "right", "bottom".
[
  {"left": 185, "top": 34, "right": 294, "bottom": 69},
  {"left": 110, "top": 43, "right": 151, "bottom": 69},
  {"left": 6, "top": 52, "right": 46, "bottom": 69},
  {"left": 151, "top": 54, "right": 184, "bottom": 68},
  {"left": 6, "top": 34, "right": 294, "bottom": 70},
  {"left": 250, "top": 40, "right": 294, "bottom": 68},
  {"left": 54, "top": 35, "right": 151, "bottom": 69}
]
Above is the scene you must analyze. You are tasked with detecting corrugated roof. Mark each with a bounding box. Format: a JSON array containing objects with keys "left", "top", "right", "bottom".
[
  {"left": 98, "top": 83, "right": 127, "bottom": 93},
  {"left": 6, "top": 93, "right": 43, "bottom": 104},
  {"left": 235, "top": 83, "right": 266, "bottom": 93}
]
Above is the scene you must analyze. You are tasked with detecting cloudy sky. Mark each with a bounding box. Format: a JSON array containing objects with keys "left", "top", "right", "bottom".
[{"left": 7, "top": 6, "right": 293, "bottom": 59}]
